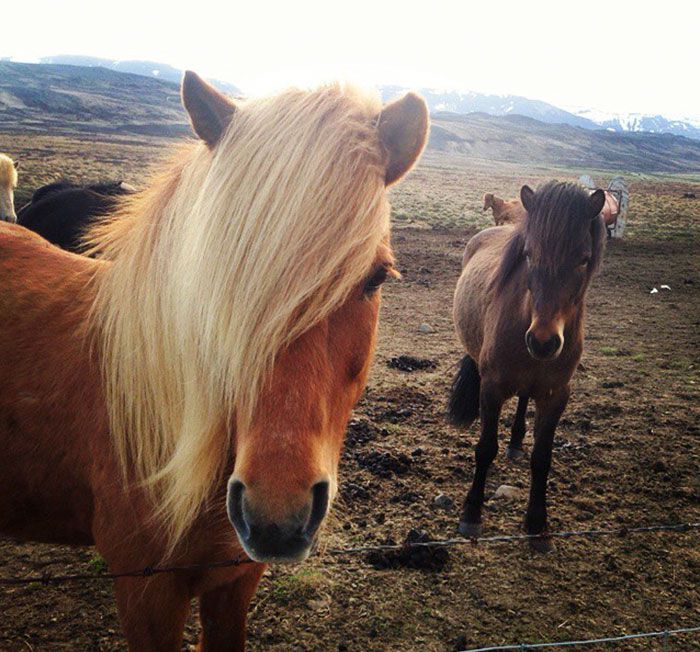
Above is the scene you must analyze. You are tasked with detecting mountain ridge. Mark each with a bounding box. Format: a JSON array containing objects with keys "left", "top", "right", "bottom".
[{"left": 1, "top": 62, "right": 699, "bottom": 173}]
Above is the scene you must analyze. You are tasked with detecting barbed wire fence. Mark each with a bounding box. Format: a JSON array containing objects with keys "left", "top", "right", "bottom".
[
  {"left": 1, "top": 520, "right": 699, "bottom": 649},
  {"left": 457, "top": 625, "right": 700, "bottom": 652}
]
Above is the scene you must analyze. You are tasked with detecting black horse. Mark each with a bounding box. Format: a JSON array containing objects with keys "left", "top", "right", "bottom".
[{"left": 17, "top": 181, "right": 135, "bottom": 253}]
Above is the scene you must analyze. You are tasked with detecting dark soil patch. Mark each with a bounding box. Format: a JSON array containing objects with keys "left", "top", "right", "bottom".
[
  {"left": 365, "top": 530, "right": 450, "bottom": 571},
  {"left": 387, "top": 355, "right": 437, "bottom": 372}
]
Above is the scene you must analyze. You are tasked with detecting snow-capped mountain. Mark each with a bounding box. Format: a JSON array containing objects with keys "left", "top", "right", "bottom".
[
  {"left": 381, "top": 87, "right": 599, "bottom": 130},
  {"left": 382, "top": 87, "right": 700, "bottom": 141},
  {"left": 572, "top": 108, "right": 700, "bottom": 139}
]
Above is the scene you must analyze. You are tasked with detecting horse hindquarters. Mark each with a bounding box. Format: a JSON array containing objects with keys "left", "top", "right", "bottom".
[{"left": 448, "top": 355, "right": 480, "bottom": 428}]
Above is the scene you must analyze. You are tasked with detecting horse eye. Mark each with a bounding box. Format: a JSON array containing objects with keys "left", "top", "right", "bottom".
[
  {"left": 363, "top": 266, "right": 389, "bottom": 295},
  {"left": 579, "top": 256, "right": 590, "bottom": 268}
]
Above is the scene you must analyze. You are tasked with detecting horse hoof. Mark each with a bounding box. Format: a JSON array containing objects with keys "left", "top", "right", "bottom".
[
  {"left": 458, "top": 521, "right": 482, "bottom": 539},
  {"left": 505, "top": 446, "right": 526, "bottom": 462},
  {"left": 528, "top": 532, "right": 552, "bottom": 553}
]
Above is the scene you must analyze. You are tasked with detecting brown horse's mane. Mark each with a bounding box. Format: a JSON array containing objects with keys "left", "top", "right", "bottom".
[{"left": 496, "top": 181, "right": 605, "bottom": 292}]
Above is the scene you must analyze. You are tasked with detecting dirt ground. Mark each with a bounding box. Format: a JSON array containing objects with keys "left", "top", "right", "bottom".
[{"left": 0, "top": 133, "right": 699, "bottom": 651}]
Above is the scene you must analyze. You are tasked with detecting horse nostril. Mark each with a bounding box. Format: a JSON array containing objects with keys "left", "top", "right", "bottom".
[
  {"left": 526, "top": 331, "right": 562, "bottom": 359},
  {"left": 526, "top": 331, "right": 535, "bottom": 352},
  {"left": 226, "top": 480, "right": 250, "bottom": 539},
  {"left": 548, "top": 334, "right": 562, "bottom": 355},
  {"left": 304, "top": 481, "right": 330, "bottom": 539}
]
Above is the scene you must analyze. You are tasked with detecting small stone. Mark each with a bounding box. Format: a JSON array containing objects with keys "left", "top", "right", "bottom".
[
  {"left": 307, "top": 594, "right": 332, "bottom": 611},
  {"left": 433, "top": 493, "right": 454, "bottom": 510},
  {"left": 493, "top": 484, "right": 521, "bottom": 500},
  {"left": 418, "top": 322, "right": 434, "bottom": 333},
  {"left": 652, "top": 460, "right": 667, "bottom": 473}
]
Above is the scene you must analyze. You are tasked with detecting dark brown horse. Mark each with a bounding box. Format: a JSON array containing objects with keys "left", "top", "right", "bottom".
[
  {"left": 450, "top": 181, "right": 605, "bottom": 546},
  {"left": 17, "top": 180, "right": 136, "bottom": 253}
]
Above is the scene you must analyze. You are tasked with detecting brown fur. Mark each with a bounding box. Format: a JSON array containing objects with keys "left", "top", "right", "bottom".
[
  {"left": 453, "top": 182, "right": 605, "bottom": 542},
  {"left": 0, "top": 78, "right": 428, "bottom": 650},
  {"left": 483, "top": 192, "right": 526, "bottom": 226}
]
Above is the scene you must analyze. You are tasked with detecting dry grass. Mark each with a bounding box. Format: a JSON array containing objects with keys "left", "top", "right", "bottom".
[{"left": 1, "top": 131, "right": 699, "bottom": 652}]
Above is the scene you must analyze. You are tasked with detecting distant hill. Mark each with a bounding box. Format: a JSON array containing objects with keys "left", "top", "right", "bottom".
[
  {"left": 382, "top": 86, "right": 599, "bottom": 130},
  {"left": 2, "top": 62, "right": 699, "bottom": 173},
  {"left": 0, "top": 61, "right": 189, "bottom": 137},
  {"left": 39, "top": 55, "right": 241, "bottom": 96},
  {"left": 429, "top": 112, "right": 700, "bottom": 173},
  {"left": 382, "top": 86, "right": 700, "bottom": 141}
]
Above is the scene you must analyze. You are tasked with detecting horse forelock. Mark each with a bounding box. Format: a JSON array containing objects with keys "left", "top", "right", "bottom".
[
  {"left": 524, "top": 181, "right": 595, "bottom": 272},
  {"left": 89, "top": 84, "right": 390, "bottom": 549}
]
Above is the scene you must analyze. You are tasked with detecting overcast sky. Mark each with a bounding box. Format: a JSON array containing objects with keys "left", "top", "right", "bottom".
[{"left": 4, "top": 0, "right": 697, "bottom": 120}]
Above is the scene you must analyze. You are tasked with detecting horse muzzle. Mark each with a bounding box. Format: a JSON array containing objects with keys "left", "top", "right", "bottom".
[
  {"left": 525, "top": 329, "right": 564, "bottom": 361},
  {"left": 226, "top": 478, "right": 330, "bottom": 563}
]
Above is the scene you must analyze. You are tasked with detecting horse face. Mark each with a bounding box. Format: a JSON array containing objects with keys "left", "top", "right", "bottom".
[
  {"left": 523, "top": 254, "right": 590, "bottom": 360},
  {"left": 0, "top": 187, "right": 16, "bottom": 223},
  {"left": 227, "top": 256, "right": 392, "bottom": 563},
  {"left": 521, "top": 186, "right": 605, "bottom": 361},
  {"left": 0, "top": 160, "right": 18, "bottom": 223}
]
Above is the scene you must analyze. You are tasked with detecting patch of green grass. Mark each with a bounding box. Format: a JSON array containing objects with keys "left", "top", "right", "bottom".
[
  {"left": 600, "top": 346, "right": 619, "bottom": 356},
  {"left": 89, "top": 554, "right": 108, "bottom": 574},
  {"left": 269, "top": 568, "right": 324, "bottom": 605}
]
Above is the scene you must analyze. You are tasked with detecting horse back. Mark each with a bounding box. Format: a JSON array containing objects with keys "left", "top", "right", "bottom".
[
  {"left": 17, "top": 187, "right": 119, "bottom": 252},
  {"left": 454, "top": 226, "right": 519, "bottom": 361}
]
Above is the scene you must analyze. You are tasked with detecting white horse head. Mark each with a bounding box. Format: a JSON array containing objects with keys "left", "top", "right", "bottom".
[{"left": 0, "top": 154, "right": 19, "bottom": 222}]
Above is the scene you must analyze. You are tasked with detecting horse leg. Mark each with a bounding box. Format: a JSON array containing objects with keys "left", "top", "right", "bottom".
[
  {"left": 196, "top": 564, "right": 266, "bottom": 652},
  {"left": 459, "top": 383, "right": 503, "bottom": 538},
  {"left": 113, "top": 574, "right": 191, "bottom": 651},
  {"left": 505, "top": 394, "right": 529, "bottom": 461},
  {"left": 525, "top": 385, "right": 570, "bottom": 551}
]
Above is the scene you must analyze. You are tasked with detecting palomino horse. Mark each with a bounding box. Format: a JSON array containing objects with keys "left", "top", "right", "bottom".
[
  {"left": 0, "top": 153, "right": 19, "bottom": 222},
  {"left": 450, "top": 181, "right": 605, "bottom": 547},
  {"left": 17, "top": 180, "right": 136, "bottom": 252},
  {"left": 0, "top": 72, "right": 428, "bottom": 650}
]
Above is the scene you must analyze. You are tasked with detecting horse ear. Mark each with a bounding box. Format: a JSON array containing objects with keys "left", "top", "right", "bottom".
[
  {"left": 13, "top": 160, "right": 20, "bottom": 171},
  {"left": 182, "top": 71, "right": 237, "bottom": 148},
  {"left": 587, "top": 189, "right": 606, "bottom": 220},
  {"left": 483, "top": 193, "right": 493, "bottom": 211},
  {"left": 378, "top": 93, "right": 429, "bottom": 186},
  {"left": 520, "top": 185, "right": 535, "bottom": 213}
]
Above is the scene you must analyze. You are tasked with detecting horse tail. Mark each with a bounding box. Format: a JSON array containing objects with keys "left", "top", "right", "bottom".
[{"left": 448, "top": 354, "right": 481, "bottom": 428}]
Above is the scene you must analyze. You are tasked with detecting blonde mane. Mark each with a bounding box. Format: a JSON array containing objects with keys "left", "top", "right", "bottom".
[
  {"left": 0, "top": 154, "right": 18, "bottom": 187},
  {"left": 88, "top": 84, "right": 390, "bottom": 546}
]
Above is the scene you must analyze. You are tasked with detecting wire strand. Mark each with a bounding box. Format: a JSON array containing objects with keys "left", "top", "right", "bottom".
[
  {"left": 457, "top": 624, "right": 700, "bottom": 651},
  {"left": 0, "top": 521, "right": 697, "bottom": 585}
]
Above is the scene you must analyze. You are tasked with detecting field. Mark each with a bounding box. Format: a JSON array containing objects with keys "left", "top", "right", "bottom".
[{"left": 0, "top": 132, "right": 699, "bottom": 651}]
